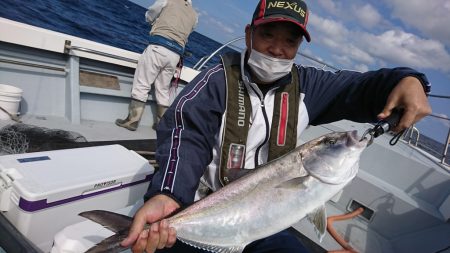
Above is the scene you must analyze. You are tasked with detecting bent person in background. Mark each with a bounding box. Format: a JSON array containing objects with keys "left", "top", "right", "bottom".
[{"left": 116, "top": 0, "right": 198, "bottom": 131}]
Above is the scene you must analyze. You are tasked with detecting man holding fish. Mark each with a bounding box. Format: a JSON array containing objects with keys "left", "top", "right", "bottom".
[{"left": 120, "top": 0, "right": 431, "bottom": 252}]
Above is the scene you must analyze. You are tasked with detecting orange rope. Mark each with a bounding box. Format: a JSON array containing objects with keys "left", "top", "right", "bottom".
[{"left": 327, "top": 207, "right": 364, "bottom": 253}]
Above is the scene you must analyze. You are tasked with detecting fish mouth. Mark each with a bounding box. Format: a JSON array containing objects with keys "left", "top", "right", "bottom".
[{"left": 348, "top": 130, "right": 368, "bottom": 147}]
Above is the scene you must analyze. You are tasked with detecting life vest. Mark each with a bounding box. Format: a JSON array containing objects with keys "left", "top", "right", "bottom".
[{"left": 219, "top": 52, "right": 300, "bottom": 185}]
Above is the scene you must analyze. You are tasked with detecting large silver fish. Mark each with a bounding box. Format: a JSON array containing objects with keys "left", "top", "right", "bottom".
[{"left": 80, "top": 130, "right": 368, "bottom": 253}]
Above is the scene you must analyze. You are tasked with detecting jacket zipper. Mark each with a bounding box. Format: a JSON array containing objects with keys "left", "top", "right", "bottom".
[{"left": 254, "top": 95, "right": 270, "bottom": 167}]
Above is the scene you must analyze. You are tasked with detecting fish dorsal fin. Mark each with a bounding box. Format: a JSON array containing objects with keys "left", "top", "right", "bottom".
[
  {"left": 275, "top": 177, "right": 308, "bottom": 190},
  {"left": 178, "top": 237, "right": 245, "bottom": 253},
  {"left": 307, "top": 205, "right": 327, "bottom": 242}
]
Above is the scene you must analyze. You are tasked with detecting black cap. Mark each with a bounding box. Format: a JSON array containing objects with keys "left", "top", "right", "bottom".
[{"left": 251, "top": 0, "right": 311, "bottom": 42}]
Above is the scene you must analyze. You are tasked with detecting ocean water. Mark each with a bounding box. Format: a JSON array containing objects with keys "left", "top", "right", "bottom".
[
  {"left": 0, "top": 0, "right": 236, "bottom": 68},
  {"left": 0, "top": 0, "right": 448, "bottom": 164}
]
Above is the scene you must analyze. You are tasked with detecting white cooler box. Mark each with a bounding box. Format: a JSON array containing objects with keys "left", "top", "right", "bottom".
[
  {"left": 51, "top": 202, "right": 142, "bottom": 253},
  {"left": 0, "top": 145, "right": 154, "bottom": 252}
]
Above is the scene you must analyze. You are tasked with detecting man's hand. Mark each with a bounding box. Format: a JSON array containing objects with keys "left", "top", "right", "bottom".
[
  {"left": 121, "top": 194, "right": 180, "bottom": 253},
  {"left": 378, "top": 76, "right": 432, "bottom": 132}
]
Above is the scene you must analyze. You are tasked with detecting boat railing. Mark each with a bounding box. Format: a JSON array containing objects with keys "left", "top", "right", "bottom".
[
  {"left": 423, "top": 94, "right": 450, "bottom": 166},
  {"left": 64, "top": 40, "right": 138, "bottom": 64},
  {"left": 0, "top": 40, "right": 139, "bottom": 72},
  {"left": 404, "top": 125, "right": 420, "bottom": 146},
  {"left": 443, "top": 129, "right": 450, "bottom": 165},
  {"left": 0, "top": 57, "right": 66, "bottom": 72},
  {"left": 401, "top": 102, "right": 450, "bottom": 166},
  {"left": 192, "top": 36, "right": 341, "bottom": 72},
  {"left": 193, "top": 36, "right": 245, "bottom": 71}
]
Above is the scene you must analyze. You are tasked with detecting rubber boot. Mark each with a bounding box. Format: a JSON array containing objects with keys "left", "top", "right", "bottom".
[
  {"left": 115, "top": 99, "right": 145, "bottom": 131},
  {"left": 152, "top": 105, "right": 168, "bottom": 130}
]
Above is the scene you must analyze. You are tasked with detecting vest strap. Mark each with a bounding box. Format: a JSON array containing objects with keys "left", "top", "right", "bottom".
[
  {"left": 219, "top": 53, "right": 252, "bottom": 185},
  {"left": 268, "top": 67, "right": 299, "bottom": 161}
]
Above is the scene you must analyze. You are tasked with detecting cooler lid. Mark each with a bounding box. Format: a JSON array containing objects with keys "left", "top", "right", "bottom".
[{"left": 0, "top": 145, "right": 153, "bottom": 210}]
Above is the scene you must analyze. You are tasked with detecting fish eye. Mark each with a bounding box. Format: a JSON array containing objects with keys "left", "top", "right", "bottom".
[{"left": 325, "top": 138, "right": 336, "bottom": 145}]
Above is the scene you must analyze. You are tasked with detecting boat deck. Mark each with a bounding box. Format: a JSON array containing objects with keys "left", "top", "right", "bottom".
[{"left": 0, "top": 115, "right": 156, "bottom": 143}]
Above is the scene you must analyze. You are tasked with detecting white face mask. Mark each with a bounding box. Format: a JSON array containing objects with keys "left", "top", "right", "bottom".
[
  {"left": 246, "top": 28, "right": 294, "bottom": 83},
  {"left": 247, "top": 50, "right": 294, "bottom": 83}
]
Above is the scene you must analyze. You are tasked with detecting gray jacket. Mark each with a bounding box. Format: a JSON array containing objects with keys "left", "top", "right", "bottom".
[{"left": 146, "top": 0, "right": 198, "bottom": 48}]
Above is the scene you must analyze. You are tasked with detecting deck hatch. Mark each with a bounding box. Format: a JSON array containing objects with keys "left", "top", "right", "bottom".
[{"left": 347, "top": 199, "right": 375, "bottom": 222}]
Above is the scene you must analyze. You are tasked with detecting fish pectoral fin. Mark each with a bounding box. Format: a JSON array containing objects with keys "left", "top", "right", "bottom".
[
  {"left": 307, "top": 205, "right": 327, "bottom": 242},
  {"left": 178, "top": 237, "right": 246, "bottom": 253},
  {"left": 275, "top": 177, "right": 308, "bottom": 190}
]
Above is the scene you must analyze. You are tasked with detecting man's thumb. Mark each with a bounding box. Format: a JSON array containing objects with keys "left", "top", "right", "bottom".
[{"left": 377, "top": 103, "right": 396, "bottom": 120}]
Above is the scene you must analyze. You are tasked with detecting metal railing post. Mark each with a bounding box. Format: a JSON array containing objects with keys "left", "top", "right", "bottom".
[
  {"left": 442, "top": 128, "right": 450, "bottom": 165},
  {"left": 66, "top": 55, "right": 81, "bottom": 124},
  {"left": 64, "top": 40, "right": 138, "bottom": 64}
]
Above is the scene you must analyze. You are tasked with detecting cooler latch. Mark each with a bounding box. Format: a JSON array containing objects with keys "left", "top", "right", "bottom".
[{"left": 0, "top": 169, "right": 15, "bottom": 211}]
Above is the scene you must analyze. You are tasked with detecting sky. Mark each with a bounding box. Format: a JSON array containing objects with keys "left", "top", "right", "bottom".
[{"left": 130, "top": 0, "right": 450, "bottom": 144}]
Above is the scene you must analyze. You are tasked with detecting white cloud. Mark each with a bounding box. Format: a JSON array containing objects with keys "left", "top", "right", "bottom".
[
  {"left": 209, "top": 18, "right": 234, "bottom": 34},
  {"left": 316, "top": 0, "right": 341, "bottom": 16},
  {"left": 309, "top": 14, "right": 349, "bottom": 43},
  {"left": 331, "top": 55, "right": 353, "bottom": 68},
  {"left": 359, "top": 30, "right": 450, "bottom": 72},
  {"left": 384, "top": 0, "right": 450, "bottom": 47},
  {"left": 345, "top": 44, "right": 375, "bottom": 65},
  {"left": 351, "top": 4, "right": 382, "bottom": 29},
  {"left": 308, "top": 11, "right": 450, "bottom": 73},
  {"left": 315, "top": 0, "right": 384, "bottom": 29},
  {"left": 309, "top": 14, "right": 375, "bottom": 66},
  {"left": 298, "top": 48, "right": 339, "bottom": 70},
  {"left": 197, "top": 9, "right": 235, "bottom": 38},
  {"left": 331, "top": 55, "right": 368, "bottom": 72},
  {"left": 353, "top": 63, "right": 369, "bottom": 72}
]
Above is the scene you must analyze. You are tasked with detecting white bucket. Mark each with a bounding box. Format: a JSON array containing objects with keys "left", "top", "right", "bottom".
[{"left": 0, "top": 84, "right": 23, "bottom": 120}]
